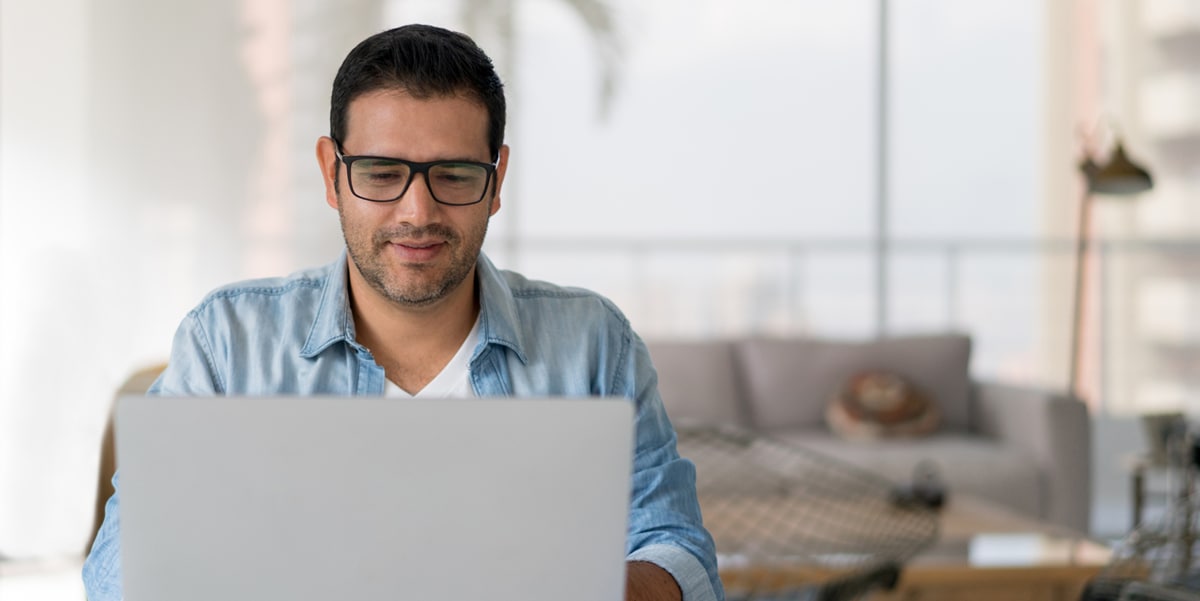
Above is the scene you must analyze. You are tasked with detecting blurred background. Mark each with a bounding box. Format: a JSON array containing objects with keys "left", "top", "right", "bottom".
[{"left": 2, "top": 0, "right": 1198, "bottom": 594}]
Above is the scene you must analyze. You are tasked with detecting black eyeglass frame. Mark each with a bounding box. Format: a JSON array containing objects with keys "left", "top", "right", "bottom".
[{"left": 333, "top": 141, "right": 499, "bottom": 206}]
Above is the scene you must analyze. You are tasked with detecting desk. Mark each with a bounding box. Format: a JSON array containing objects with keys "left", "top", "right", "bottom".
[{"left": 716, "top": 495, "right": 1111, "bottom": 601}]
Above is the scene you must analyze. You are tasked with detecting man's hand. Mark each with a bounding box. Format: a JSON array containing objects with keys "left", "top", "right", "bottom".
[{"left": 625, "top": 560, "right": 682, "bottom": 601}]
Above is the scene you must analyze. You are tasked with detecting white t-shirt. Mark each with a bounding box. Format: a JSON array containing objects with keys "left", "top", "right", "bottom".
[{"left": 384, "top": 315, "right": 481, "bottom": 398}]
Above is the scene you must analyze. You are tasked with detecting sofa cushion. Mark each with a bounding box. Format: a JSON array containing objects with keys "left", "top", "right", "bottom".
[
  {"left": 646, "top": 340, "right": 746, "bottom": 427},
  {"left": 737, "top": 334, "right": 973, "bottom": 431},
  {"left": 826, "top": 370, "right": 941, "bottom": 439},
  {"left": 779, "top": 430, "right": 1042, "bottom": 520}
]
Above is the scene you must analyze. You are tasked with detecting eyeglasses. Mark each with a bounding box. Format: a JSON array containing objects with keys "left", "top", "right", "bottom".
[{"left": 334, "top": 143, "right": 498, "bottom": 206}]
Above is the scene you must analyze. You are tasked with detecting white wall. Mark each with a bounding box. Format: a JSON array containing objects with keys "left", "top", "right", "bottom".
[
  {"left": 1, "top": 0, "right": 103, "bottom": 557},
  {"left": 0, "top": 0, "right": 355, "bottom": 556}
]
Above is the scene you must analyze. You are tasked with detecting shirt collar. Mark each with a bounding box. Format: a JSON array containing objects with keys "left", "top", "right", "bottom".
[
  {"left": 300, "top": 248, "right": 357, "bottom": 358},
  {"left": 299, "top": 249, "right": 528, "bottom": 364},
  {"left": 474, "top": 252, "right": 528, "bottom": 364}
]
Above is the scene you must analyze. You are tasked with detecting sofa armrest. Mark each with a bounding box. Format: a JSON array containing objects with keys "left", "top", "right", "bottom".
[{"left": 970, "top": 381, "right": 1091, "bottom": 533}]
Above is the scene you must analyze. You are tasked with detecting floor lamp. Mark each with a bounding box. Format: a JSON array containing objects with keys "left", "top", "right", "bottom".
[{"left": 1069, "top": 139, "right": 1153, "bottom": 401}]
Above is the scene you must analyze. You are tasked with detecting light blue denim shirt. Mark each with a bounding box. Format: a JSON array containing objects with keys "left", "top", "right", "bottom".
[{"left": 83, "top": 250, "right": 723, "bottom": 601}]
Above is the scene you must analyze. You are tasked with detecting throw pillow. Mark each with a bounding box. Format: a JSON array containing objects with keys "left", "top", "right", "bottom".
[{"left": 826, "top": 370, "right": 941, "bottom": 440}]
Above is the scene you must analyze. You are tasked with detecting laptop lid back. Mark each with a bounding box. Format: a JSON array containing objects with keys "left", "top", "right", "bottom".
[{"left": 116, "top": 396, "right": 633, "bottom": 601}]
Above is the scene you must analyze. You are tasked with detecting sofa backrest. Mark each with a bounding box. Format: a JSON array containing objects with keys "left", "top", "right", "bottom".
[
  {"left": 737, "top": 334, "right": 974, "bottom": 432},
  {"left": 645, "top": 339, "right": 747, "bottom": 427},
  {"left": 647, "top": 334, "right": 974, "bottom": 433}
]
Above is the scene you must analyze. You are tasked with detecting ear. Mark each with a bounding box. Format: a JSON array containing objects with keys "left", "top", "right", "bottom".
[
  {"left": 488, "top": 144, "right": 510, "bottom": 217},
  {"left": 316, "top": 136, "right": 341, "bottom": 210}
]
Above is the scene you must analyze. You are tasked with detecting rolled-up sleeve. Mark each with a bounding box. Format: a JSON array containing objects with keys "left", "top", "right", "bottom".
[
  {"left": 628, "top": 544, "right": 720, "bottom": 601},
  {"left": 620, "top": 335, "right": 724, "bottom": 601}
]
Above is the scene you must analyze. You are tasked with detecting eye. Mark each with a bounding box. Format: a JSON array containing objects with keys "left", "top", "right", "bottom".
[
  {"left": 354, "top": 159, "right": 408, "bottom": 184},
  {"left": 365, "top": 170, "right": 404, "bottom": 182},
  {"left": 432, "top": 164, "right": 486, "bottom": 187}
]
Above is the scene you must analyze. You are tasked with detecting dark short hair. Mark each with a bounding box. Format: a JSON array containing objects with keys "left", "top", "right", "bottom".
[{"left": 330, "top": 24, "right": 506, "bottom": 161}]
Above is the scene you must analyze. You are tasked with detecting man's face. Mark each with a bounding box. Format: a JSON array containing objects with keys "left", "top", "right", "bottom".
[{"left": 318, "top": 89, "right": 507, "bottom": 309}]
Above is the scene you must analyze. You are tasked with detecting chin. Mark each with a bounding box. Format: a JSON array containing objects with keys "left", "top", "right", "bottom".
[{"left": 387, "top": 280, "right": 454, "bottom": 307}]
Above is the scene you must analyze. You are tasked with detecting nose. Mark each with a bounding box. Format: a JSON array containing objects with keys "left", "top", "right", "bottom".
[{"left": 392, "top": 171, "right": 440, "bottom": 225}]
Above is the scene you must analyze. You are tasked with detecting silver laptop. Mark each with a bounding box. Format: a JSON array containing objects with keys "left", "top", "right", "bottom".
[{"left": 116, "top": 396, "right": 634, "bottom": 601}]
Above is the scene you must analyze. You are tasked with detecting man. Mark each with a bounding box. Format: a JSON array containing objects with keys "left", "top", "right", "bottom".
[{"left": 84, "top": 24, "right": 722, "bottom": 601}]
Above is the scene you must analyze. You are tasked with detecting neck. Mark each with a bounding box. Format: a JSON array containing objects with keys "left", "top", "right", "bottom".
[{"left": 346, "top": 259, "right": 480, "bottom": 390}]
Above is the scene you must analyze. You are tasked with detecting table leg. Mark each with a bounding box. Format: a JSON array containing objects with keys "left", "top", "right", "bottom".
[{"left": 1131, "top": 462, "right": 1145, "bottom": 529}]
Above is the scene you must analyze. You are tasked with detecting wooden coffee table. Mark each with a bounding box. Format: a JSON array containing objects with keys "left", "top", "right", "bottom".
[{"left": 716, "top": 494, "right": 1111, "bottom": 601}]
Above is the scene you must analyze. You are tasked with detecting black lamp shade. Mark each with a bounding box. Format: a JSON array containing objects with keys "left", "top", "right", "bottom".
[{"left": 1082, "top": 142, "right": 1154, "bottom": 196}]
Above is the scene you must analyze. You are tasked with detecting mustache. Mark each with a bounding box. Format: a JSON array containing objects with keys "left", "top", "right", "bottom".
[{"left": 373, "top": 223, "right": 458, "bottom": 245}]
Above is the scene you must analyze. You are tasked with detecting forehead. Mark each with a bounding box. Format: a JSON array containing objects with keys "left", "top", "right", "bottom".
[{"left": 342, "top": 89, "right": 490, "bottom": 159}]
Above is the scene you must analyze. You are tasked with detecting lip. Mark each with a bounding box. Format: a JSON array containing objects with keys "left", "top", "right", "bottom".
[{"left": 388, "top": 240, "right": 446, "bottom": 262}]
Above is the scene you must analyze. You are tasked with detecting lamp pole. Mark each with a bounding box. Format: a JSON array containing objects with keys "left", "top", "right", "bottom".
[{"left": 1067, "top": 186, "right": 1093, "bottom": 401}]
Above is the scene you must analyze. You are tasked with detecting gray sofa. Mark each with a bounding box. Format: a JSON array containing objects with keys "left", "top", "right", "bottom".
[{"left": 647, "top": 333, "right": 1091, "bottom": 533}]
